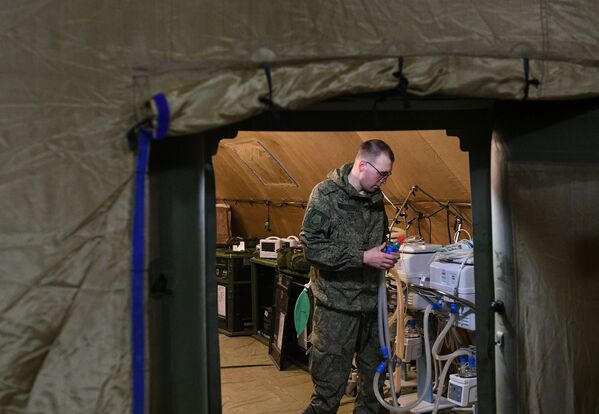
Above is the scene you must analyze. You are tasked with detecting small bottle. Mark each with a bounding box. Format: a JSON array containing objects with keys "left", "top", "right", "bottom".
[
  {"left": 403, "top": 319, "right": 422, "bottom": 361},
  {"left": 404, "top": 319, "right": 418, "bottom": 338},
  {"left": 406, "top": 319, "right": 420, "bottom": 336}
]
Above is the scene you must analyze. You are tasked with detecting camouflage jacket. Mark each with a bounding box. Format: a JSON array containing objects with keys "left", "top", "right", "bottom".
[{"left": 300, "top": 163, "right": 388, "bottom": 312}]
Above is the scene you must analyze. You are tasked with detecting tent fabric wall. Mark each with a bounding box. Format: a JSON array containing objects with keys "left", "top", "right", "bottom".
[
  {"left": 509, "top": 163, "right": 599, "bottom": 413},
  {"left": 158, "top": 57, "right": 599, "bottom": 136},
  {"left": 0, "top": 1, "right": 598, "bottom": 413},
  {"left": 491, "top": 104, "right": 599, "bottom": 414},
  {"left": 149, "top": 0, "right": 599, "bottom": 134},
  {"left": 0, "top": 2, "right": 139, "bottom": 412}
]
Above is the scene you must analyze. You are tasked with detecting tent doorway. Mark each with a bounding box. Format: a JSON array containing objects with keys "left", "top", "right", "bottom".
[{"left": 147, "top": 94, "right": 495, "bottom": 414}]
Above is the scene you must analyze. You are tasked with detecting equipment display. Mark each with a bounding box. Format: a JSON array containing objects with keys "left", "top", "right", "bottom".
[
  {"left": 259, "top": 236, "right": 284, "bottom": 258},
  {"left": 259, "top": 236, "right": 300, "bottom": 258}
]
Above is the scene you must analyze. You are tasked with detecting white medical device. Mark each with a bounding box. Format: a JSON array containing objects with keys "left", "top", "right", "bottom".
[
  {"left": 259, "top": 236, "right": 283, "bottom": 259},
  {"left": 447, "top": 373, "right": 477, "bottom": 407},
  {"left": 281, "top": 235, "right": 300, "bottom": 248},
  {"left": 429, "top": 260, "right": 476, "bottom": 330},
  {"left": 259, "top": 236, "right": 300, "bottom": 259},
  {"left": 396, "top": 243, "right": 442, "bottom": 310}
]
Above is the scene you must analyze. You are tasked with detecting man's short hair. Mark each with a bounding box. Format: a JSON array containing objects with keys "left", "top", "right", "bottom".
[{"left": 357, "top": 139, "right": 395, "bottom": 163}]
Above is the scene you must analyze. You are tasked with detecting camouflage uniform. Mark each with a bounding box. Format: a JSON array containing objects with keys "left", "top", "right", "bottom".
[{"left": 300, "top": 163, "right": 389, "bottom": 414}]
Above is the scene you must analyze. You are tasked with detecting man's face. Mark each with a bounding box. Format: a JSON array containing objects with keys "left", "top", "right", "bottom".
[{"left": 360, "top": 154, "right": 393, "bottom": 193}]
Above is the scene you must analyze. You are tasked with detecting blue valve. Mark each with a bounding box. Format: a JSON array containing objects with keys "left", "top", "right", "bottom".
[
  {"left": 380, "top": 347, "right": 389, "bottom": 359},
  {"left": 385, "top": 241, "right": 400, "bottom": 254},
  {"left": 376, "top": 361, "right": 388, "bottom": 374},
  {"left": 450, "top": 303, "right": 458, "bottom": 314}
]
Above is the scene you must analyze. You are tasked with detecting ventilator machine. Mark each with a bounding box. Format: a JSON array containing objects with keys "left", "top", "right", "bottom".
[{"left": 370, "top": 189, "right": 478, "bottom": 413}]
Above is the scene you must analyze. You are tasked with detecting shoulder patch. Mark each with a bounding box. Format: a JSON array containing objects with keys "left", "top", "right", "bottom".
[{"left": 303, "top": 208, "right": 329, "bottom": 232}]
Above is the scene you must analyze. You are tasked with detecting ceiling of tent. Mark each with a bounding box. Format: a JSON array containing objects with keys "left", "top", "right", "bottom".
[{"left": 213, "top": 130, "right": 471, "bottom": 244}]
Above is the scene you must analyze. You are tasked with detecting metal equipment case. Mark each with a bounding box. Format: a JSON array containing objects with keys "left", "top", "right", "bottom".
[{"left": 216, "top": 249, "right": 254, "bottom": 336}]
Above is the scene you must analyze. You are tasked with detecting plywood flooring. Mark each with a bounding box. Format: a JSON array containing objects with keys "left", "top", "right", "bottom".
[{"left": 220, "top": 334, "right": 355, "bottom": 413}]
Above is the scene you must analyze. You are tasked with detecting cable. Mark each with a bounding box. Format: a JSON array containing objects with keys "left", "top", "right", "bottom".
[
  {"left": 452, "top": 252, "right": 473, "bottom": 297},
  {"left": 428, "top": 217, "right": 432, "bottom": 244},
  {"left": 216, "top": 198, "right": 307, "bottom": 209},
  {"left": 220, "top": 364, "right": 273, "bottom": 369},
  {"left": 453, "top": 229, "right": 472, "bottom": 243},
  {"left": 446, "top": 208, "right": 452, "bottom": 245}
]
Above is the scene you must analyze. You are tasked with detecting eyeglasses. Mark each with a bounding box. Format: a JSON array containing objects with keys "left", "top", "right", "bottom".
[{"left": 366, "top": 161, "right": 392, "bottom": 182}]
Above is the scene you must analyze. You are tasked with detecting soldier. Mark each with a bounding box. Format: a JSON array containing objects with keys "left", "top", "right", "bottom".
[{"left": 300, "top": 139, "right": 399, "bottom": 414}]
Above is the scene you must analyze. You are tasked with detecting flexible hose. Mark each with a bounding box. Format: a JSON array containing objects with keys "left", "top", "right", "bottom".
[
  {"left": 453, "top": 251, "right": 473, "bottom": 297},
  {"left": 392, "top": 268, "right": 405, "bottom": 391},
  {"left": 379, "top": 271, "right": 398, "bottom": 407},
  {"left": 377, "top": 278, "right": 386, "bottom": 349},
  {"left": 431, "top": 311, "right": 457, "bottom": 392},
  {"left": 432, "top": 313, "right": 457, "bottom": 361},
  {"left": 433, "top": 357, "right": 440, "bottom": 392},
  {"left": 432, "top": 350, "right": 471, "bottom": 414},
  {"left": 373, "top": 305, "right": 433, "bottom": 412},
  {"left": 385, "top": 269, "right": 408, "bottom": 327},
  {"left": 427, "top": 304, "right": 473, "bottom": 413}
]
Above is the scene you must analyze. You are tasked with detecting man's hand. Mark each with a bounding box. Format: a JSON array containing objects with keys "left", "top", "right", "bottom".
[{"left": 363, "top": 243, "right": 400, "bottom": 270}]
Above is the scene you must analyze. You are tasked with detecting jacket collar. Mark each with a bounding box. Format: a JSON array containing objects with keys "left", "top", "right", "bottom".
[{"left": 327, "top": 162, "right": 383, "bottom": 204}]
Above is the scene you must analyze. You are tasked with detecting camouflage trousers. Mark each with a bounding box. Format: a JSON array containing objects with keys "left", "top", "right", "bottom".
[{"left": 302, "top": 302, "right": 388, "bottom": 414}]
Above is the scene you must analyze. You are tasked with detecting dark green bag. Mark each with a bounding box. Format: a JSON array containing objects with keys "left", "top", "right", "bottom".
[
  {"left": 276, "top": 247, "right": 290, "bottom": 269},
  {"left": 277, "top": 246, "right": 309, "bottom": 273},
  {"left": 288, "top": 248, "right": 310, "bottom": 274}
]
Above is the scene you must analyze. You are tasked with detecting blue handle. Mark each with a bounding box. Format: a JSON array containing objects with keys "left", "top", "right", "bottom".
[{"left": 385, "top": 241, "right": 400, "bottom": 253}]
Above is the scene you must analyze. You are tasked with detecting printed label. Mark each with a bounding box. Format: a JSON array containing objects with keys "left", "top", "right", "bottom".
[{"left": 217, "top": 285, "right": 226, "bottom": 317}]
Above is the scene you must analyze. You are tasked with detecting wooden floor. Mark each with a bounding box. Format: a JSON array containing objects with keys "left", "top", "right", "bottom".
[
  {"left": 220, "top": 334, "right": 355, "bottom": 413},
  {"left": 219, "top": 334, "right": 468, "bottom": 414}
]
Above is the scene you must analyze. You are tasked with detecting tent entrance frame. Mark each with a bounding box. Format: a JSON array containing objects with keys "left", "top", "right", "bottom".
[{"left": 148, "top": 93, "right": 495, "bottom": 414}]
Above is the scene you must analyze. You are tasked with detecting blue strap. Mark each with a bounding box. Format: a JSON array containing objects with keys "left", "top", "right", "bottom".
[
  {"left": 152, "top": 93, "right": 170, "bottom": 139},
  {"left": 131, "top": 128, "right": 151, "bottom": 414},
  {"left": 129, "top": 93, "right": 170, "bottom": 414}
]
